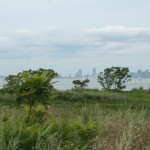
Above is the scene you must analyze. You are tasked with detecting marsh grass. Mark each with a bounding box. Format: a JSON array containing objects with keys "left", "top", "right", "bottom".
[
  {"left": 58, "top": 88, "right": 127, "bottom": 103},
  {"left": 55, "top": 88, "right": 150, "bottom": 110},
  {"left": 0, "top": 105, "right": 98, "bottom": 150},
  {"left": 1, "top": 104, "right": 150, "bottom": 150},
  {"left": 1, "top": 88, "right": 150, "bottom": 149},
  {"left": 92, "top": 108, "right": 150, "bottom": 150}
]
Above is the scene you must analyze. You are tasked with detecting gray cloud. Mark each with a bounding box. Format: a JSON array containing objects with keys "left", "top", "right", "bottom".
[
  {"left": 84, "top": 26, "right": 150, "bottom": 43},
  {"left": 0, "top": 26, "right": 150, "bottom": 75}
]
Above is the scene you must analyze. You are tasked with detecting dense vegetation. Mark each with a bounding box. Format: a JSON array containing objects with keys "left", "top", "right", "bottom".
[
  {"left": 0, "top": 68, "right": 150, "bottom": 150},
  {"left": 1, "top": 87, "right": 150, "bottom": 150}
]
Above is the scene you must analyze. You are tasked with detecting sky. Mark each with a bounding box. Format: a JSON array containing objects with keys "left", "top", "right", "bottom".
[{"left": 0, "top": 0, "right": 150, "bottom": 76}]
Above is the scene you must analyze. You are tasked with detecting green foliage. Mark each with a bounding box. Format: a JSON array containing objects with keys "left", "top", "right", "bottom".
[
  {"left": 0, "top": 119, "right": 38, "bottom": 150},
  {"left": 73, "top": 79, "right": 90, "bottom": 88},
  {"left": 97, "top": 68, "right": 114, "bottom": 90},
  {"left": 29, "top": 104, "right": 47, "bottom": 123},
  {"left": 42, "top": 118, "right": 97, "bottom": 149},
  {"left": 4, "top": 68, "right": 58, "bottom": 123},
  {"left": 18, "top": 125, "right": 38, "bottom": 150},
  {"left": 0, "top": 106, "right": 98, "bottom": 150},
  {"left": 1, "top": 95, "right": 150, "bottom": 150},
  {"left": 1, "top": 71, "right": 150, "bottom": 150},
  {"left": 0, "top": 93, "right": 17, "bottom": 105},
  {"left": 98, "top": 67, "right": 131, "bottom": 91},
  {"left": 5, "top": 68, "right": 58, "bottom": 100}
]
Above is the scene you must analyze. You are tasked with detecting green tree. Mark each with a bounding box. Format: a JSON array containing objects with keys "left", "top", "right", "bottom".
[
  {"left": 97, "top": 68, "right": 114, "bottom": 90},
  {"left": 5, "top": 68, "right": 58, "bottom": 123},
  {"left": 98, "top": 67, "right": 131, "bottom": 91},
  {"left": 73, "top": 79, "right": 90, "bottom": 88},
  {"left": 112, "top": 67, "right": 131, "bottom": 91}
]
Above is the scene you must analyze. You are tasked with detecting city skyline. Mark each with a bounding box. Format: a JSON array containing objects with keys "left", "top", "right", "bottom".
[
  {"left": 0, "top": 68, "right": 150, "bottom": 78},
  {"left": 0, "top": 0, "right": 150, "bottom": 75},
  {"left": 58, "top": 68, "right": 150, "bottom": 78}
]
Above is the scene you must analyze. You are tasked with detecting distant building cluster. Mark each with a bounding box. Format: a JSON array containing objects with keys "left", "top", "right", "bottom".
[
  {"left": 130, "top": 69, "right": 150, "bottom": 79},
  {"left": 57, "top": 68, "right": 150, "bottom": 79},
  {"left": 74, "top": 69, "right": 83, "bottom": 78},
  {"left": 74, "top": 68, "right": 97, "bottom": 78}
]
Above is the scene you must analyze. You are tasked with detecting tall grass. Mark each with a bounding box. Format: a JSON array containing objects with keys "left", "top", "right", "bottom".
[
  {"left": 0, "top": 105, "right": 98, "bottom": 150},
  {"left": 0, "top": 93, "right": 17, "bottom": 105},
  {"left": 1, "top": 105, "right": 150, "bottom": 150},
  {"left": 57, "top": 88, "right": 127, "bottom": 103},
  {"left": 92, "top": 107, "right": 150, "bottom": 150},
  {"left": 1, "top": 88, "right": 150, "bottom": 149},
  {"left": 54, "top": 88, "right": 150, "bottom": 110}
]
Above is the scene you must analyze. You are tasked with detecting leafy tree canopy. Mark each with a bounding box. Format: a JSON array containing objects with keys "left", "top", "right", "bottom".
[
  {"left": 4, "top": 68, "right": 58, "bottom": 123},
  {"left": 97, "top": 67, "right": 131, "bottom": 91}
]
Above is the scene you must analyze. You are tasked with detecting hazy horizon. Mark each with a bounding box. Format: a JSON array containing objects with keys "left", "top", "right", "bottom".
[{"left": 0, "top": 0, "right": 150, "bottom": 76}]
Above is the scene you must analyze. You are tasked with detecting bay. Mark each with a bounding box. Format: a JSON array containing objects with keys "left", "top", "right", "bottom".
[{"left": 0, "top": 77, "right": 150, "bottom": 90}]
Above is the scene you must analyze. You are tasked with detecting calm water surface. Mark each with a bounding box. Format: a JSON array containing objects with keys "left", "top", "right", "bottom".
[{"left": 0, "top": 77, "right": 150, "bottom": 90}]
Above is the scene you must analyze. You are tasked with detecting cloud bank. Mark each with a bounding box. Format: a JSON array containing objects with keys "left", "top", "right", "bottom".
[{"left": 0, "top": 26, "right": 150, "bottom": 75}]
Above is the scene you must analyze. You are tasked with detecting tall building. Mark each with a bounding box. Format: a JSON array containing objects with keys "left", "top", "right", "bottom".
[
  {"left": 92, "top": 68, "right": 96, "bottom": 77},
  {"left": 74, "top": 69, "right": 83, "bottom": 78},
  {"left": 138, "top": 70, "right": 142, "bottom": 76},
  {"left": 145, "top": 69, "right": 149, "bottom": 78},
  {"left": 79, "top": 69, "right": 82, "bottom": 77}
]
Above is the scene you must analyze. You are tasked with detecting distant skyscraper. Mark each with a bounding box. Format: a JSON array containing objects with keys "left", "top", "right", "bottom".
[
  {"left": 145, "top": 69, "right": 149, "bottom": 78},
  {"left": 74, "top": 69, "right": 83, "bottom": 78},
  {"left": 92, "top": 68, "right": 96, "bottom": 76},
  {"left": 78, "top": 69, "right": 82, "bottom": 77},
  {"left": 138, "top": 70, "right": 142, "bottom": 75}
]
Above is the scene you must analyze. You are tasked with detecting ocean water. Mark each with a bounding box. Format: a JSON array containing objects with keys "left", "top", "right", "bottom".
[
  {"left": 53, "top": 77, "right": 150, "bottom": 90},
  {"left": 1, "top": 77, "right": 150, "bottom": 90}
]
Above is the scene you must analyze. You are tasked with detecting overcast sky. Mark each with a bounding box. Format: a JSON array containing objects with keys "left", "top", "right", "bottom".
[{"left": 0, "top": 0, "right": 150, "bottom": 76}]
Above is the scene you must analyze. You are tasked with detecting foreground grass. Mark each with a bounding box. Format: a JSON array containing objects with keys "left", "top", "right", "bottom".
[
  {"left": 1, "top": 105, "right": 150, "bottom": 150},
  {"left": 0, "top": 87, "right": 150, "bottom": 149}
]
